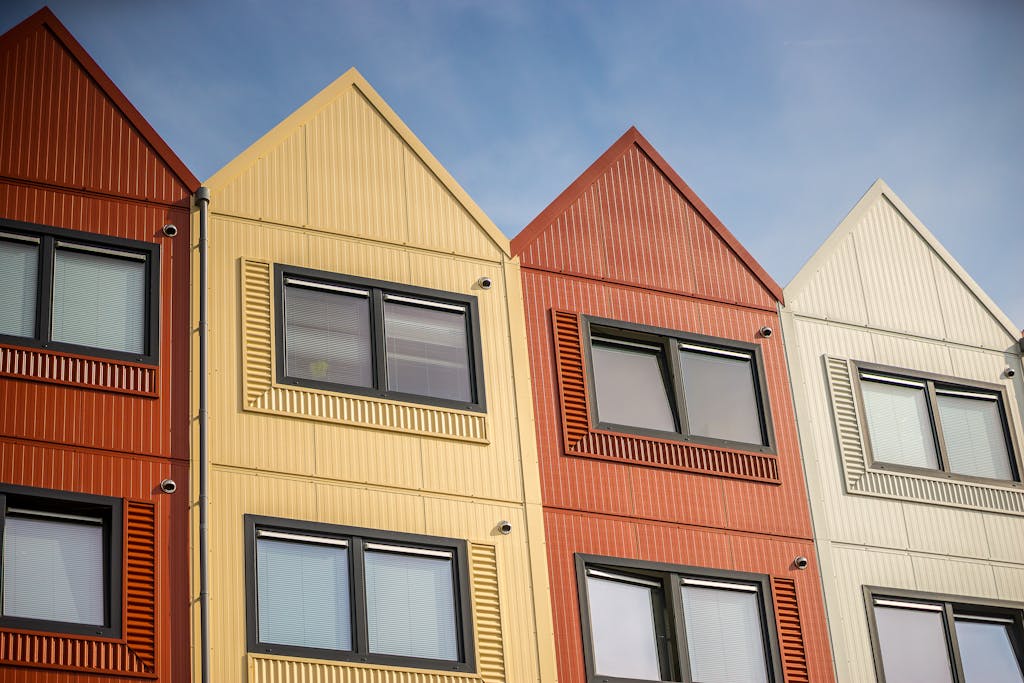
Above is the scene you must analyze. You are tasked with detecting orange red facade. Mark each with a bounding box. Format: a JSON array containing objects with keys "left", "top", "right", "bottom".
[
  {"left": 512, "top": 128, "right": 834, "bottom": 683},
  {"left": 0, "top": 9, "right": 197, "bottom": 682}
]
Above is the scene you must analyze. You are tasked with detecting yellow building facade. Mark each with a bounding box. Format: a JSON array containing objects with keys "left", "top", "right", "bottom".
[{"left": 192, "top": 69, "right": 556, "bottom": 683}]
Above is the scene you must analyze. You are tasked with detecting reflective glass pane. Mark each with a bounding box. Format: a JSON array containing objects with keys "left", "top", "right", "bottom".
[
  {"left": 3, "top": 515, "right": 104, "bottom": 625},
  {"left": 679, "top": 348, "right": 764, "bottom": 445},
  {"left": 955, "top": 617, "right": 1024, "bottom": 683},
  {"left": 586, "top": 573, "right": 665, "bottom": 680},
  {"left": 861, "top": 378, "right": 939, "bottom": 469},
  {"left": 52, "top": 247, "right": 146, "bottom": 354},
  {"left": 384, "top": 301, "right": 472, "bottom": 403},
  {"left": 938, "top": 393, "right": 1013, "bottom": 480},
  {"left": 256, "top": 537, "right": 351, "bottom": 650},
  {"left": 285, "top": 284, "right": 372, "bottom": 387},
  {"left": 874, "top": 605, "right": 955, "bottom": 683},
  {"left": 591, "top": 339, "right": 676, "bottom": 432},
  {"left": 365, "top": 548, "right": 459, "bottom": 661},
  {"left": 0, "top": 238, "right": 38, "bottom": 338},
  {"left": 682, "top": 584, "right": 769, "bottom": 683}
]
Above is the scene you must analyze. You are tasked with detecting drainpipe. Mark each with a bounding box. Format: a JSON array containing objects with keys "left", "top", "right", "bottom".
[{"left": 195, "top": 186, "right": 211, "bottom": 683}]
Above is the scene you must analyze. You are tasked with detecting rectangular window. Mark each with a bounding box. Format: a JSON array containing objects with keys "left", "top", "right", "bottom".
[
  {"left": 585, "top": 317, "right": 773, "bottom": 451},
  {"left": 246, "top": 516, "right": 474, "bottom": 672},
  {"left": 857, "top": 363, "right": 1021, "bottom": 483},
  {"left": 0, "top": 485, "right": 122, "bottom": 638},
  {"left": 0, "top": 220, "right": 159, "bottom": 364},
  {"left": 276, "top": 266, "right": 485, "bottom": 411},
  {"left": 868, "top": 590, "right": 1024, "bottom": 683},
  {"left": 578, "top": 556, "right": 781, "bottom": 683}
]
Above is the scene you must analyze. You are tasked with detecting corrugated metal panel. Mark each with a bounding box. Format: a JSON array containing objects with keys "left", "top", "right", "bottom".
[
  {"left": 772, "top": 578, "right": 809, "bottom": 683},
  {"left": 0, "top": 344, "right": 157, "bottom": 395},
  {"left": 785, "top": 231, "right": 869, "bottom": 324},
  {"left": 0, "top": 20, "right": 189, "bottom": 205},
  {"left": 470, "top": 544, "right": 506, "bottom": 683},
  {"left": 249, "top": 654, "right": 484, "bottom": 683}
]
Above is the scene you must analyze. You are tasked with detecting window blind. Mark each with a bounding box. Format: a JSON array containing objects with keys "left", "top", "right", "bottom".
[
  {"left": 679, "top": 347, "right": 763, "bottom": 445},
  {"left": 0, "top": 238, "right": 39, "bottom": 338},
  {"left": 2, "top": 514, "right": 104, "bottom": 625},
  {"left": 284, "top": 284, "right": 372, "bottom": 387},
  {"left": 256, "top": 537, "right": 351, "bottom": 650},
  {"left": 51, "top": 246, "right": 146, "bottom": 354},
  {"left": 936, "top": 392, "right": 1012, "bottom": 480},
  {"left": 586, "top": 572, "right": 665, "bottom": 680},
  {"left": 681, "top": 584, "right": 769, "bottom": 683},
  {"left": 954, "top": 617, "right": 1024, "bottom": 683},
  {"left": 591, "top": 340, "right": 676, "bottom": 432},
  {"left": 860, "top": 378, "right": 939, "bottom": 469},
  {"left": 383, "top": 301, "right": 471, "bottom": 403},
  {"left": 874, "top": 605, "right": 955, "bottom": 683},
  {"left": 364, "top": 547, "right": 458, "bottom": 661}
]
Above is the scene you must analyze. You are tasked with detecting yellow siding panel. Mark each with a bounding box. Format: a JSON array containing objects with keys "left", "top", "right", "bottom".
[
  {"left": 305, "top": 87, "right": 408, "bottom": 243},
  {"left": 250, "top": 654, "right": 482, "bottom": 683},
  {"left": 259, "top": 125, "right": 309, "bottom": 227}
]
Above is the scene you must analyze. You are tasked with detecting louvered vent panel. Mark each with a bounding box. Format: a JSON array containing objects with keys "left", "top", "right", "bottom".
[
  {"left": 772, "top": 577, "right": 809, "bottom": 683},
  {"left": 470, "top": 542, "right": 505, "bottom": 682},
  {"left": 824, "top": 355, "right": 866, "bottom": 486},
  {"left": 551, "top": 310, "right": 591, "bottom": 445},
  {"left": 0, "top": 344, "right": 157, "bottom": 396},
  {"left": 125, "top": 500, "right": 157, "bottom": 669}
]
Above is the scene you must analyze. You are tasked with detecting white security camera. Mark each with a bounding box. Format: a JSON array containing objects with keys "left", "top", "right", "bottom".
[
  {"left": 159, "top": 478, "right": 177, "bottom": 494},
  {"left": 759, "top": 326, "right": 773, "bottom": 338},
  {"left": 793, "top": 556, "right": 809, "bottom": 570},
  {"left": 478, "top": 276, "right": 493, "bottom": 290},
  {"left": 1006, "top": 368, "right": 1017, "bottom": 378},
  {"left": 162, "top": 224, "right": 178, "bottom": 237},
  {"left": 496, "top": 520, "right": 512, "bottom": 535}
]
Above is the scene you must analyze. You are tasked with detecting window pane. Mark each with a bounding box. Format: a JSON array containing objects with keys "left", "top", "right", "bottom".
[
  {"left": 0, "top": 238, "right": 38, "bottom": 338},
  {"left": 2, "top": 515, "right": 104, "bottom": 625},
  {"left": 679, "top": 348, "right": 764, "bottom": 445},
  {"left": 586, "top": 573, "right": 665, "bottom": 680},
  {"left": 591, "top": 339, "right": 676, "bottom": 432},
  {"left": 937, "top": 394, "right": 1013, "bottom": 480},
  {"left": 256, "top": 537, "right": 351, "bottom": 650},
  {"left": 682, "top": 584, "right": 769, "bottom": 683},
  {"left": 52, "top": 247, "right": 146, "bottom": 354},
  {"left": 384, "top": 301, "right": 472, "bottom": 403},
  {"left": 861, "top": 378, "right": 939, "bottom": 469},
  {"left": 285, "top": 284, "right": 372, "bottom": 387},
  {"left": 365, "top": 547, "right": 459, "bottom": 661},
  {"left": 955, "top": 617, "right": 1024, "bottom": 683},
  {"left": 874, "top": 605, "right": 955, "bottom": 683}
]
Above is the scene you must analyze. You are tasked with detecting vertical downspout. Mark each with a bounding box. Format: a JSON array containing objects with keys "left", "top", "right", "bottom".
[{"left": 195, "top": 186, "right": 211, "bottom": 683}]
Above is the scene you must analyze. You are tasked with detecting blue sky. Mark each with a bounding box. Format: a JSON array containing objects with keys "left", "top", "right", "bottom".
[{"left": 3, "top": 1, "right": 1022, "bottom": 326}]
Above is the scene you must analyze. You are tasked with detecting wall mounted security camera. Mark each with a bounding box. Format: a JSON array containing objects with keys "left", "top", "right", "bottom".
[
  {"left": 793, "top": 556, "right": 809, "bottom": 570},
  {"left": 496, "top": 520, "right": 512, "bottom": 535},
  {"left": 759, "top": 326, "right": 773, "bottom": 338},
  {"left": 162, "top": 224, "right": 178, "bottom": 238},
  {"left": 159, "top": 478, "right": 177, "bottom": 494},
  {"left": 478, "top": 276, "right": 493, "bottom": 290},
  {"left": 1006, "top": 368, "right": 1017, "bottom": 379}
]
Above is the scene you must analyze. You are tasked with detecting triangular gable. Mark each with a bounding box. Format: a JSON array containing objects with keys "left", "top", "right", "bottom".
[
  {"left": 512, "top": 127, "right": 784, "bottom": 307},
  {"left": 786, "top": 179, "right": 1020, "bottom": 347},
  {"left": 0, "top": 8, "right": 198, "bottom": 201},
  {"left": 206, "top": 68, "right": 510, "bottom": 259}
]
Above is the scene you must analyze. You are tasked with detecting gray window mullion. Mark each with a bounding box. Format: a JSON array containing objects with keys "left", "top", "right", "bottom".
[
  {"left": 38, "top": 236, "right": 55, "bottom": 345},
  {"left": 350, "top": 537, "right": 369, "bottom": 656},
  {"left": 664, "top": 338, "right": 688, "bottom": 436},
  {"left": 370, "top": 290, "right": 387, "bottom": 394},
  {"left": 944, "top": 603, "right": 968, "bottom": 683},
  {"left": 668, "top": 575, "right": 691, "bottom": 683},
  {"left": 926, "top": 380, "right": 953, "bottom": 474}
]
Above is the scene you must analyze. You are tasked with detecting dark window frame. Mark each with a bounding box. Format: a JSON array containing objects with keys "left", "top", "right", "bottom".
[
  {"left": 853, "top": 361, "right": 1023, "bottom": 486},
  {"left": 244, "top": 514, "right": 476, "bottom": 673},
  {"left": 575, "top": 554, "right": 783, "bottom": 683},
  {"left": 274, "top": 264, "right": 486, "bottom": 412},
  {"left": 864, "top": 586, "right": 1024, "bottom": 683},
  {"left": 0, "top": 484, "right": 123, "bottom": 638},
  {"left": 581, "top": 315, "right": 776, "bottom": 454},
  {"left": 0, "top": 218, "right": 160, "bottom": 365}
]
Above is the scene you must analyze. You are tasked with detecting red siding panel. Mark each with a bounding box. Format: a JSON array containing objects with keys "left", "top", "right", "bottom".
[
  {"left": 0, "top": 9, "right": 194, "bottom": 682},
  {"left": 516, "top": 130, "right": 833, "bottom": 683}
]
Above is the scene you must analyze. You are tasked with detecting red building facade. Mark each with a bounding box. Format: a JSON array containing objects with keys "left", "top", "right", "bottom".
[
  {"left": 513, "top": 128, "right": 834, "bottom": 683},
  {"left": 0, "top": 9, "right": 197, "bottom": 682}
]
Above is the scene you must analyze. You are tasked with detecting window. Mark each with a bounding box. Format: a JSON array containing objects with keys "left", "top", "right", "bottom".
[
  {"left": 245, "top": 515, "right": 475, "bottom": 672},
  {"left": 0, "top": 219, "right": 159, "bottom": 363},
  {"left": 275, "top": 265, "right": 485, "bottom": 411},
  {"left": 867, "top": 589, "right": 1024, "bottom": 683},
  {"left": 577, "top": 555, "right": 781, "bottom": 683},
  {"left": 856, "top": 362, "right": 1022, "bottom": 483},
  {"left": 584, "top": 317, "right": 773, "bottom": 451},
  {"left": 0, "top": 485, "right": 122, "bottom": 638}
]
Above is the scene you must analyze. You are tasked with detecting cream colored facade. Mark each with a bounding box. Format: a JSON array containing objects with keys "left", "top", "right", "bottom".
[
  {"left": 191, "top": 69, "right": 556, "bottom": 683},
  {"left": 781, "top": 180, "right": 1024, "bottom": 681}
]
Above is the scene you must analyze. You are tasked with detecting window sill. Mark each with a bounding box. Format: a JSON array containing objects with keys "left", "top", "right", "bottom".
[
  {"left": 242, "top": 259, "right": 488, "bottom": 444},
  {"left": 552, "top": 310, "right": 780, "bottom": 484},
  {"left": 0, "top": 342, "right": 158, "bottom": 397}
]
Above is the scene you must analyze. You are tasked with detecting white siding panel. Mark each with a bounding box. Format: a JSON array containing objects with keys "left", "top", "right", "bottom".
[
  {"left": 786, "top": 231, "right": 869, "bottom": 325},
  {"left": 931, "top": 250, "right": 1016, "bottom": 351}
]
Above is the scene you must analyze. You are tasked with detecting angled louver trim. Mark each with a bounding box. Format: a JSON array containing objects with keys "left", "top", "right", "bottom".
[{"left": 771, "top": 577, "right": 809, "bottom": 683}]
